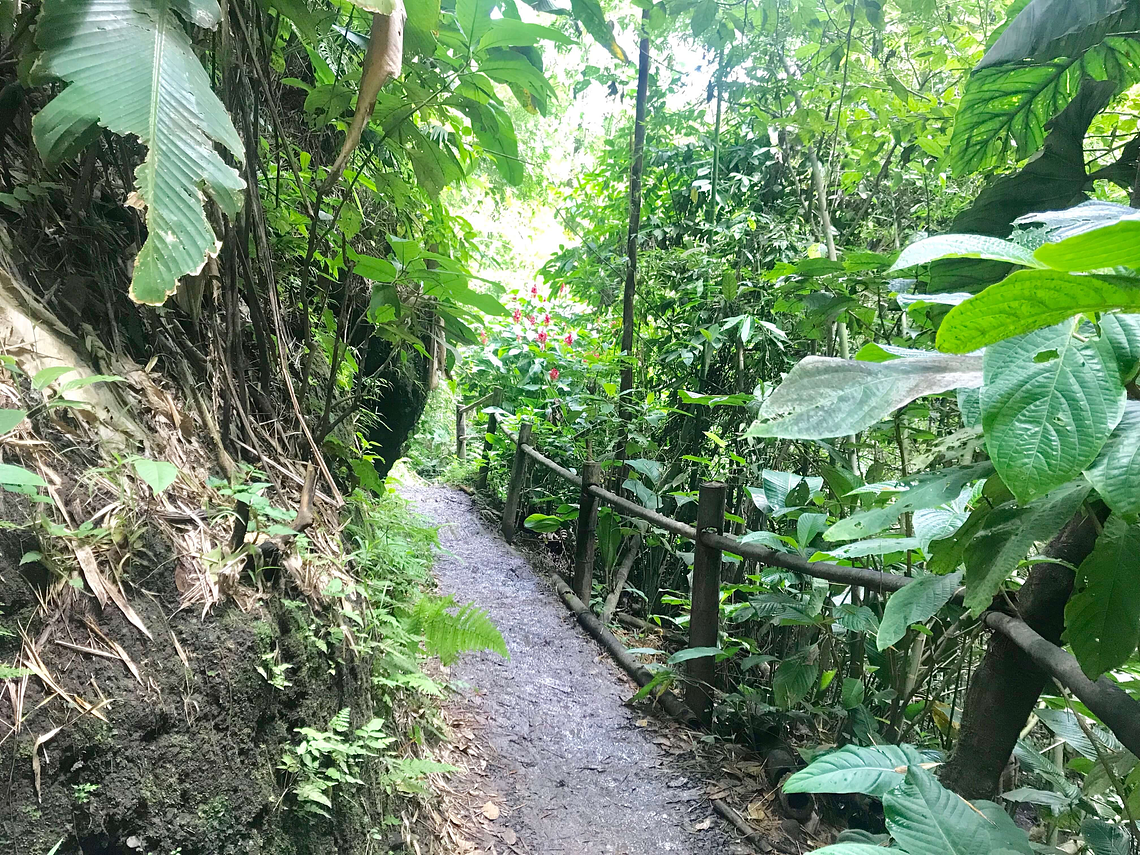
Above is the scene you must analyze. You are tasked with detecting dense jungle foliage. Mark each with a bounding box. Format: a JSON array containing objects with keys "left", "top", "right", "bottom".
[{"left": 2, "top": 0, "right": 1140, "bottom": 852}]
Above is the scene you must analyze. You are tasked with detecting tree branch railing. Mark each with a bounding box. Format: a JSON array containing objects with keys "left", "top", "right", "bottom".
[{"left": 468, "top": 403, "right": 1140, "bottom": 757}]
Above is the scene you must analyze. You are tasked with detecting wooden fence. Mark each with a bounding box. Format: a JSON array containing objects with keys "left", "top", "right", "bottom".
[{"left": 459, "top": 397, "right": 1140, "bottom": 754}]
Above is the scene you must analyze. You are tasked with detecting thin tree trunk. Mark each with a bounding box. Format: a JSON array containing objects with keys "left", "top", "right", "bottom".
[
  {"left": 619, "top": 9, "right": 650, "bottom": 405},
  {"left": 601, "top": 534, "right": 642, "bottom": 625},
  {"left": 940, "top": 510, "right": 1101, "bottom": 800},
  {"left": 708, "top": 45, "right": 724, "bottom": 225}
]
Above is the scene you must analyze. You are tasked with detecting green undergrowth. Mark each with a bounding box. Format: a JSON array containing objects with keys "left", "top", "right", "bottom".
[{"left": 277, "top": 477, "right": 509, "bottom": 826}]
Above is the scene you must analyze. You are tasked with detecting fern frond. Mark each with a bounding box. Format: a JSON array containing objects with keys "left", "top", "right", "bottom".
[{"left": 411, "top": 595, "right": 509, "bottom": 665}]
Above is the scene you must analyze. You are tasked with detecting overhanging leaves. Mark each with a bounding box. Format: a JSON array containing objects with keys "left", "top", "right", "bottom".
[
  {"left": 962, "top": 479, "right": 1090, "bottom": 616},
  {"left": 981, "top": 321, "right": 1124, "bottom": 503},
  {"left": 877, "top": 571, "right": 962, "bottom": 651},
  {"left": 1085, "top": 401, "right": 1140, "bottom": 518},
  {"left": 32, "top": 0, "right": 245, "bottom": 306},
  {"left": 978, "top": 0, "right": 1128, "bottom": 69},
  {"left": 937, "top": 272, "right": 1140, "bottom": 353},
  {"left": 1065, "top": 514, "right": 1140, "bottom": 678},
  {"left": 883, "top": 765, "right": 999, "bottom": 855},
  {"left": 949, "top": 39, "right": 1140, "bottom": 175},
  {"left": 745, "top": 354, "right": 983, "bottom": 440},
  {"left": 569, "top": 0, "right": 629, "bottom": 62}
]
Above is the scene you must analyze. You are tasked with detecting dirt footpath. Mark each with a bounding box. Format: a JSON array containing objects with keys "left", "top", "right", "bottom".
[{"left": 403, "top": 482, "right": 737, "bottom": 854}]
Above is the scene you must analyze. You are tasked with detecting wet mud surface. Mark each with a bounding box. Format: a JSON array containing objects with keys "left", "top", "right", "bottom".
[{"left": 403, "top": 483, "right": 733, "bottom": 854}]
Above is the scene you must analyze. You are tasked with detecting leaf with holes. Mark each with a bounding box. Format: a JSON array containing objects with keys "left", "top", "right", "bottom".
[
  {"left": 1064, "top": 515, "right": 1140, "bottom": 678},
  {"left": 32, "top": 0, "right": 245, "bottom": 305},
  {"left": 981, "top": 321, "right": 1124, "bottom": 503}
]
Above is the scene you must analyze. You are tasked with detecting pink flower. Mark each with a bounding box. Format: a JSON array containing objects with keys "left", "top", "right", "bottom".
[
  {"left": 537, "top": 330, "right": 548, "bottom": 348},
  {"left": 516, "top": 334, "right": 523, "bottom": 341},
  {"left": 564, "top": 332, "right": 574, "bottom": 346},
  {"left": 559, "top": 284, "right": 567, "bottom": 296},
  {"left": 526, "top": 314, "right": 536, "bottom": 325},
  {"left": 530, "top": 285, "right": 538, "bottom": 297},
  {"left": 512, "top": 308, "right": 521, "bottom": 323},
  {"left": 549, "top": 367, "right": 559, "bottom": 381},
  {"left": 479, "top": 332, "right": 488, "bottom": 344},
  {"left": 543, "top": 313, "right": 551, "bottom": 325}
]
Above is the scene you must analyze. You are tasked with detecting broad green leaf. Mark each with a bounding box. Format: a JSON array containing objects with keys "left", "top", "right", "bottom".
[
  {"left": 1035, "top": 217, "right": 1140, "bottom": 271},
  {"left": 938, "top": 271, "right": 1140, "bottom": 354},
  {"left": 973, "top": 801, "right": 1035, "bottom": 854},
  {"left": 1014, "top": 739, "right": 1080, "bottom": 800},
  {"left": 667, "top": 646, "right": 722, "bottom": 665},
  {"left": 1017, "top": 200, "right": 1137, "bottom": 241},
  {"left": 981, "top": 321, "right": 1124, "bottom": 503},
  {"left": 1065, "top": 514, "right": 1140, "bottom": 678},
  {"left": 783, "top": 744, "right": 925, "bottom": 797},
  {"left": 32, "top": 0, "right": 245, "bottom": 306},
  {"left": 824, "top": 537, "right": 922, "bottom": 559},
  {"left": 808, "top": 847, "right": 902, "bottom": 855},
  {"left": 0, "top": 462, "right": 46, "bottom": 488},
  {"left": 745, "top": 354, "right": 983, "bottom": 440},
  {"left": 913, "top": 508, "right": 969, "bottom": 553},
  {"left": 626, "top": 458, "right": 664, "bottom": 484},
  {"left": 834, "top": 604, "right": 880, "bottom": 634},
  {"left": 884, "top": 765, "right": 997, "bottom": 855},
  {"left": 0, "top": 408, "right": 26, "bottom": 434},
  {"left": 877, "top": 571, "right": 963, "bottom": 650},
  {"left": 1036, "top": 706, "right": 1124, "bottom": 759},
  {"left": 405, "top": 0, "right": 441, "bottom": 55},
  {"left": 59, "top": 374, "right": 124, "bottom": 392},
  {"left": 478, "top": 53, "right": 556, "bottom": 102},
  {"left": 455, "top": 0, "right": 497, "bottom": 47},
  {"left": 353, "top": 254, "right": 399, "bottom": 282},
  {"left": 826, "top": 463, "right": 993, "bottom": 542},
  {"left": 445, "top": 286, "right": 509, "bottom": 317},
  {"left": 569, "top": 0, "right": 629, "bottom": 62},
  {"left": 1082, "top": 818, "right": 1131, "bottom": 855},
  {"left": 746, "top": 469, "right": 823, "bottom": 516},
  {"left": 773, "top": 650, "right": 818, "bottom": 709},
  {"left": 963, "top": 480, "right": 1090, "bottom": 616},
  {"left": 979, "top": 0, "right": 1128, "bottom": 68},
  {"left": 1099, "top": 313, "right": 1140, "bottom": 383},
  {"left": 949, "top": 39, "right": 1140, "bottom": 174},
  {"left": 1085, "top": 401, "right": 1140, "bottom": 517},
  {"left": 523, "top": 513, "right": 564, "bottom": 533},
  {"left": 478, "top": 19, "right": 572, "bottom": 50},
  {"left": 31, "top": 366, "right": 76, "bottom": 390},
  {"left": 890, "top": 235, "right": 1043, "bottom": 272},
  {"left": 132, "top": 458, "right": 179, "bottom": 494}
]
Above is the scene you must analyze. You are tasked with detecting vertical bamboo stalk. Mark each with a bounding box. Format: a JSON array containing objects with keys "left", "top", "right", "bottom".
[
  {"left": 688, "top": 481, "right": 726, "bottom": 726},
  {"left": 455, "top": 404, "right": 466, "bottom": 460},
  {"left": 502, "top": 421, "right": 532, "bottom": 544},
  {"left": 572, "top": 460, "right": 602, "bottom": 603}
]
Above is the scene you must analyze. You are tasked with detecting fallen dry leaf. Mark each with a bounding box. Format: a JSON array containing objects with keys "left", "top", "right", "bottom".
[{"left": 482, "top": 801, "right": 500, "bottom": 821}]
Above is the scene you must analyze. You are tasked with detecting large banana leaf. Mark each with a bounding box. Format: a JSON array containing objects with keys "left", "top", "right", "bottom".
[{"left": 32, "top": 0, "right": 245, "bottom": 305}]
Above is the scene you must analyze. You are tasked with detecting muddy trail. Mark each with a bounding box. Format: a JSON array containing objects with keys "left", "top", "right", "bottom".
[{"left": 403, "top": 482, "right": 739, "bottom": 854}]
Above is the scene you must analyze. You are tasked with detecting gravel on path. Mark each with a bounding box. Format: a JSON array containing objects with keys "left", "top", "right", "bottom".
[{"left": 403, "top": 482, "right": 734, "bottom": 855}]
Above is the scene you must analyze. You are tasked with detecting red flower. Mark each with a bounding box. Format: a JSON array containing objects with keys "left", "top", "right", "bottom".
[
  {"left": 526, "top": 314, "right": 536, "bottom": 325},
  {"left": 559, "top": 284, "right": 567, "bottom": 296},
  {"left": 512, "top": 308, "right": 521, "bottom": 323},
  {"left": 530, "top": 285, "right": 538, "bottom": 297},
  {"left": 543, "top": 313, "right": 551, "bottom": 325},
  {"left": 564, "top": 332, "right": 574, "bottom": 345},
  {"left": 516, "top": 334, "right": 522, "bottom": 341},
  {"left": 537, "top": 330, "right": 548, "bottom": 348},
  {"left": 549, "top": 367, "right": 559, "bottom": 381},
  {"left": 479, "top": 331, "right": 488, "bottom": 344}
]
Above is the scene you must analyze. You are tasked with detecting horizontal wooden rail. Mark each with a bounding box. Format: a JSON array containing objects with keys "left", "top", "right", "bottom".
[{"left": 480, "top": 410, "right": 1140, "bottom": 756}]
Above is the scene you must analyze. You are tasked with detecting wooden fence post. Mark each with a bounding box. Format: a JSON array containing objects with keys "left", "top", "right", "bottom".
[
  {"left": 688, "top": 481, "right": 726, "bottom": 726},
  {"left": 502, "top": 421, "right": 532, "bottom": 543},
  {"left": 572, "top": 460, "right": 602, "bottom": 602},
  {"left": 455, "top": 403, "right": 467, "bottom": 460},
  {"left": 475, "top": 390, "right": 501, "bottom": 492}
]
